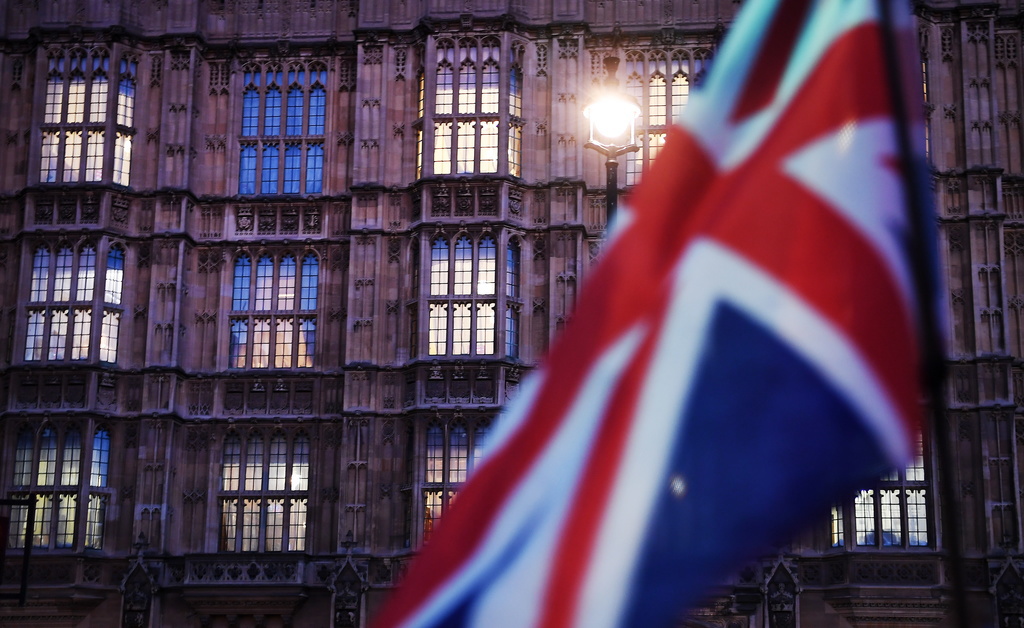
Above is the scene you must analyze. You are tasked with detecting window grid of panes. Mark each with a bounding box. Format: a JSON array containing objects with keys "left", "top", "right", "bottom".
[
  {"left": 219, "top": 432, "right": 310, "bottom": 552},
  {"left": 619, "top": 48, "right": 705, "bottom": 186},
  {"left": 832, "top": 436, "right": 930, "bottom": 549},
  {"left": 238, "top": 61, "right": 327, "bottom": 195},
  {"left": 25, "top": 244, "right": 125, "bottom": 364},
  {"left": 39, "top": 47, "right": 136, "bottom": 186},
  {"left": 423, "top": 37, "right": 524, "bottom": 178},
  {"left": 423, "top": 420, "right": 490, "bottom": 541},
  {"left": 229, "top": 252, "right": 319, "bottom": 369},
  {"left": 8, "top": 425, "right": 112, "bottom": 550}
]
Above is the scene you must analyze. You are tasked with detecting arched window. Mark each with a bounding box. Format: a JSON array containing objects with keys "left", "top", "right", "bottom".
[
  {"left": 7, "top": 425, "right": 113, "bottom": 550},
  {"left": 422, "top": 420, "right": 491, "bottom": 541}
]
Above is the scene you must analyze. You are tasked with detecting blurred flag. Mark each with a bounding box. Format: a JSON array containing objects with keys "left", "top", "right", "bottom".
[{"left": 373, "top": 1, "right": 934, "bottom": 627}]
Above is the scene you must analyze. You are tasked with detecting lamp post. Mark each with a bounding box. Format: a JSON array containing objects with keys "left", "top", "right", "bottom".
[{"left": 583, "top": 57, "right": 641, "bottom": 226}]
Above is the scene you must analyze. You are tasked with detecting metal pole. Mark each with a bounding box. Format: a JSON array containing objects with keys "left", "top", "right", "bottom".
[
  {"left": 605, "top": 157, "right": 619, "bottom": 226},
  {"left": 875, "top": 3, "right": 967, "bottom": 628}
]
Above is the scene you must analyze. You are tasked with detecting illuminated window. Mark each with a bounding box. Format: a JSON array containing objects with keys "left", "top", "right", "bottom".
[
  {"left": 24, "top": 243, "right": 122, "bottom": 364},
  {"left": 219, "top": 432, "right": 309, "bottom": 552},
  {"left": 229, "top": 252, "right": 319, "bottom": 368},
  {"left": 6, "top": 425, "right": 112, "bottom": 550},
  {"left": 622, "top": 49, "right": 693, "bottom": 185},
  {"left": 238, "top": 62, "right": 327, "bottom": 195},
  {"left": 836, "top": 436, "right": 930, "bottom": 549},
  {"left": 39, "top": 49, "right": 114, "bottom": 184},
  {"left": 422, "top": 420, "right": 490, "bottom": 541}
]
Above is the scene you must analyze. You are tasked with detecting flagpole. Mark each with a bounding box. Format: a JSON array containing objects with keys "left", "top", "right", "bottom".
[{"left": 875, "top": 3, "right": 969, "bottom": 628}]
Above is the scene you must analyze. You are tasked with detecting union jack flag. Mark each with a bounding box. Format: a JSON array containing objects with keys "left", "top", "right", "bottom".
[{"left": 373, "top": 1, "right": 934, "bottom": 627}]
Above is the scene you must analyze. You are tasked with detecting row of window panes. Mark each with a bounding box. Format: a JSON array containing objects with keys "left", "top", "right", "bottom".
[
  {"left": 31, "top": 246, "right": 124, "bottom": 304},
  {"left": 7, "top": 492, "right": 107, "bottom": 550},
  {"left": 423, "top": 422, "right": 489, "bottom": 541},
  {"left": 241, "top": 68, "right": 327, "bottom": 138},
  {"left": 44, "top": 58, "right": 136, "bottom": 127},
  {"left": 14, "top": 427, "right": 110, "bottom": 488},
  {"left": 220, "top": 497, "right": 306, "bottom": 552},
  {"left": 625, "top": 132, "right": 667, "bottom": 186},
  {"left": 232, "top": 254, "right": 318, "bottom": 312},
  {"left": 430, "top": 236, "right": 497, "bottom": 297},
  {"left": 239, "top": 143, "right": 323, "bottom": 195},
  {"left": 40, "top": 131, "right": 132, "bottom": 186},
  {"left": 428, "top": 302, "right": 496, "bottom": 356},
  {"left": 221, "top": 434, "right": 309, "bottom": 492},
  {"left": 25, "top": 308, "right": 120, "bottom": 363},
  {"left": 431, "top": 122, "right": 521, "bottom": 177},
  {"left": 229, "top": 317, "right": 315, "bottom": 369}
]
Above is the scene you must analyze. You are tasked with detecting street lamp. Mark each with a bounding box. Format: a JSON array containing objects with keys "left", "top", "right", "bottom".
[{"left": 584, "top": 57, "right": 641, "bottom": 226}]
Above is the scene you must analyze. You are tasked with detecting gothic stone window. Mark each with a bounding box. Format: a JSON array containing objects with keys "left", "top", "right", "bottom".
[
  {"left": 219, "top": 431, "right": 309, "bottom": 552},
  {"left": 238, "top": 61, "right": 327, "bottom": 195},
  {"left": 39, "top": 47, "right": 136, "bottom": 186},
  {"left": 620, "top": 48, "right": 705, "bottom": 186},
  {"left": 229, "top": 251, "right": 319, "bottom": 369},
  {"left": 25, "top": 242, "right": 126, "bottom": 364},
  {"left": 420, "top": 37, "right": 524, "bottom": 178},
  {"left": 830, "top": 435, "right": 930, "bottom": 549},
  {"left": 423, "top": 419, "right": 490, "bottom": 541},
  {"left": 7, "top": 424, "right": 112, "bottom": 550}
]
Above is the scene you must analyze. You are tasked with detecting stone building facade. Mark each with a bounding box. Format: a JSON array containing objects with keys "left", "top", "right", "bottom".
[{"left": 0, "top": 0, "right": 1021, "bottom": 626}]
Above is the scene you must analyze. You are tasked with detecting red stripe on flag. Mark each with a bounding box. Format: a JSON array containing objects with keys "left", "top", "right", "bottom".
[{"left": 730, "top": 0, "right": 815, "bottom": 123}]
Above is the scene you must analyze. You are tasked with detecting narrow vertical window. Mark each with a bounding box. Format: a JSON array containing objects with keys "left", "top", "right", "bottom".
[
  {"left": 265, "top": 499, "right": 284, "bottom": 551},
  {"left": 85, "top": 495, "right": 106, "bottom": 549},
  {"left": 477, "top": 237, "right": 496, "bottom": 295},
  {"left": 91, "top": 429, "right": 111, "bottom": 487},
  {"left": 449, "top": 426, "right": 468, "bottom": 483},
  {"left": 241, "top": 499, "right": 260, "bottom": 551},
  {"left": 436, "top": 64, "right": 453, "bottom": 115},
  {"left": 40, "top": 132, "right": 60, "bottom": 182},
  {"left": 480, "top": 121, "right": 498, "bottom": 174},
  {"left": 229, "top": 319, "right": 249, "bottom": 368},
  {"left": 452, "top": 303, "right": 471, "bottom": 355},
  {"left": 308, "top": 87, "right": 326, "bottom": 135},
  {"left": 45, "top": 75, "right": 65, "bottom": 124},
  {"left": 275, "top": 319, "right": 293, "bottom": 368},
  {"left": 85, "top": 131, "right": 104, "bottom": 182},
  {"left": 297, "top": 318, "right": 315, "bottom": 367},
  {"left": 77, "top": 246, "right": 96, "bottom": 301},
  {"left": 261, "top": 145, "right": 279, "bottom": 194},
  {"left": 508, "top": 124, "right": 522, "bottom": 177},
  {"left": 458, "top": 63, "right": 476, "bottom": 114},
  {"left": 433, "top": 122, "right": 453, "bottom": 175},
  {"left": 416, "top": 129, "right": 424, "bottom": 179},
  {"left": 264, "top": 87, "right": 282, "bottom": 136},
  {"left": 305, "top": 144, "right": 323, "bottom": 194},
  {"left": 481, "top": 62, "right": 499, "bottom": 114},
  {"left": 222, "top": 436, "right": 241, "bottom": 491},
  {"left": 254, "top": 255, "right": 273, "bottom": 310},
  {"left": 428, "top": 303, "right": 448, "bottom": 355},
  {"left": 283, "top": 145, "right": 301, "bottom": 194},
  {"left": 239, "top": 145, "right": 257, "bottom": 195},
  {"left": 105, "top": 247, "right": 125, "bottom": 304},
  {"left": 472, "top": 424, "right": 489, "bottom": 469},
  {"left": 14, "top": 431, "right": 33, "bottom": 486},
  {"left": 116, "top": 74, "right": 135, "bottom": 127},
  {"left": 242, "top": 80, "right": 260, "bottom": 136},
  {"left": 268, "top": 436, "right": 288, "bottom": 491},
  {"left": 300, "top": 254, "right": 318, "bottom": 310},
  {"left": 245, "top": 437, "right": 264, "bottom": 491},
  {"left": 26, "top": 310, "right": 45, "bottom": 361},
  {"left": 476, "top": 302, "right": 495, "bottom": 355},
  {"left": 880, "top": 489, "right": 902, "bottom": 546},
  {"left": 33, "top": 494, "right": 53, "bottom": 548},
  {"left": 671, "top": 72, "right": 689, "bottom": 120},
  {"left": 67, "top": 76, "right": 86, "bottom": 123},
  {"left": 99, "top": 310, "right": 120, "bottom": 362},
  {"left": 49, "top": 309, "right": 69, "bottom": 360},
  {"left": 55, "top": 494, "right": 77, "bottom": 548},
  {"left": 505, "top": 305, "right": 519, "bottom": 358},
  {"left": 54, "top": 247, "right": 73, "bottom": 301},
  {"left": 506, "top": 239, "right": 521, "bottom": 299},
  {"left": 417, "top": 71, "right": 425, "bottom": 118},
  {"left": 252, "top": 319, "right": 270, "bottom": 368},
  {"left": 855, "top": 489, "right": 876, "bottom": 546},
  {"left": 286, "top": 87, "right": 304, "bottom": 136},
  {"left": 288, "top": 499, "right": 307, "bottom": 551},
  {"left": 233, "top": 255, "right": 252, "bottom": 310},
  {"left": 456, "top": 121, "right": 476, "bottom": 173},
  {"left": 38, "top": 428, "right": 57, "bottom": 485},
  {"left": 63, "top": 131, "right": 82, "bottom": 182},
  {"left": 291, "top": 437, "right": 310, "bottom": 491},
  {"left": 649, "top": 74, "right": 667, "bottom": 126},
  {"left": 509, "top": 67, "right": 523, "bottom": 118},
  {"left": 31, "top": 247, "right": 50, "bottom": 302},
  {"left": 221, "top": 499, "right": 238, "bottom": 551},
  {"left": 426, "top": 425, "right": 444, "bottom": 483},
  {"left": 278, "top": 255, "right": 296, "bottom": 310},
  {"left": 453, "top": 237, "right": 472, "bottom": 295},
  {"left": 831, "top": 504, "right": 845, "bottom": 547},
  {"left": 61, "top": 428, "right": 82, "bottom": 485},
  {"left": 113, "top": 132, "right": 132, "bottom": 186},
  {"left": 90, "top": 74, "right": 108, "bottom": 123},
  {"left": 430, "top": 238, "right": 450, "bottom": 296},
  {"left": 71, "top": 308, "right": 92, "bottom": 359}
]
